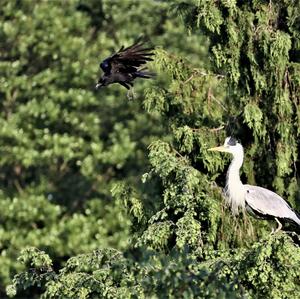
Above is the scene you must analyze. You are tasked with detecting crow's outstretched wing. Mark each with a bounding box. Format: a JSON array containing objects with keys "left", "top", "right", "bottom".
[{"left": 100, "top": 39, "right": 154, "bottom": 75}]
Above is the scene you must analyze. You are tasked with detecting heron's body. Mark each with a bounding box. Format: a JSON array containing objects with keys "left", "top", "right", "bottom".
[
  {"left": 209, "top": 137, "right": 300, "bottom": 231},
  {"left": 244, "top": 185, "right": 300, "bottom": 226}
]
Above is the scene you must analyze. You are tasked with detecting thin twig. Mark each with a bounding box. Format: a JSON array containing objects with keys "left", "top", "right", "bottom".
[
  {"left": 183, "top": 74, "right": 194, "bottom": 84},
  {"left": 191, "top": 125, "right": 225, "bottom": 132},
  {"left": 209, "top": 125, "right": 225, "bottom": 132},
  {"left": 13, "top": 179, "right": 24, "bottom": 195},
  {"left": 182, "top": 69, "right": 225, "bottom": 85},
  {"left": 196, "top": 70, "right": 225, "bottom": 78},
  {"left": 172, "top": 147, "right": 185, "bottom": 159},
  {"left": 210, "top": 94, "right": 228, "bottom": 112}
]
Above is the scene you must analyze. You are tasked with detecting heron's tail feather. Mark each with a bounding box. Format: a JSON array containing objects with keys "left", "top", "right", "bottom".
[{"left": 292, "top": 213, "right": 300, "bottom": 227}]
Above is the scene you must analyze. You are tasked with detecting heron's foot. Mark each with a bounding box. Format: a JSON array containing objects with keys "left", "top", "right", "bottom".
[
  {"left": 126, "top": 87, "right": 136, "bottom": 100},
  {"left": 271, "top": 218, "right": 282, "bottom": 235}
]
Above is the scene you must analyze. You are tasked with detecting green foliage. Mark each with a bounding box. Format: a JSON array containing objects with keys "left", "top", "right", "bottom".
[
  {"left": 7, "top": 246, "right": 239, "bottom": 299},
  {"left": 218, "top": 234, "right": 300, "bottom": 298},
  {"left": 8, "top": 235, "right": 300, "bottom": 298},
  {"left": 173, "top": 0, "right": 300, "bottom": 195},
  {"left": 6, "top": 248, "right": 54, "bottom": 298},
  {"left": 0, "top": 0, "right": 175, "bottom": 296},
  {"left": 1, "top": 0, "right": 300, "bottom": 299}
]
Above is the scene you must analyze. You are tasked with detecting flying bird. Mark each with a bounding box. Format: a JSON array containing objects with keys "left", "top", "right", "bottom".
[
  {"left": 209, "top": 137, "right": 300, "bottom": 233},
  {"left": 96, "top": 38, "right": 155, "bottom": 90}
]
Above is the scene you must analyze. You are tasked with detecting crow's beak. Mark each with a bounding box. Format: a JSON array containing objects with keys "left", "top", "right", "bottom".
[{"left": 95, "top": 83, "right": 103, "bottom": 90}]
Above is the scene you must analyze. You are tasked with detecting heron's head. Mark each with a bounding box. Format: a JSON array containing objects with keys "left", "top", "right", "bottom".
[{"left": 208, "top": 137, "right": 243, "bottom": 156}]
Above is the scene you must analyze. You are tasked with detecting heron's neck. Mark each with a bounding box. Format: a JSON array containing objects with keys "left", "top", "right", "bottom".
[
  {"left": 227, "top": 152, "right": 243, "bottom": 187},
  {"left": 225, "top": 149, "right": 245, "bottom": 214}
]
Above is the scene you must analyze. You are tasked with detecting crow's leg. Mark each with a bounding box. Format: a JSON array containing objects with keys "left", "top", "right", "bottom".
[{"left": 126, "top": 85, "right": 136, "bottom": 100}]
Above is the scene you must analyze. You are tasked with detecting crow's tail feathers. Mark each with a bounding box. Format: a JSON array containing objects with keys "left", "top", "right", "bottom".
[{"left": 135, "top": 68, "right": 155, "bottom": 79}]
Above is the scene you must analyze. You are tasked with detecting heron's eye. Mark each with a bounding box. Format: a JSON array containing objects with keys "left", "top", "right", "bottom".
[{"left": 227, "top": 137, "right": 237, "bottom": 146}]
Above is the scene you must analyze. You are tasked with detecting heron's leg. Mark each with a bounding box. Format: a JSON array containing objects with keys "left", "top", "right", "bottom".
[{"left": 271, "top": 218, "right": 282, "bottom": 234}]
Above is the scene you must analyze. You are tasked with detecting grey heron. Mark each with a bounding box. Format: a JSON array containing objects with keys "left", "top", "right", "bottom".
[{"left": 208, "top": 137, "right": 300, "bottom": 233}]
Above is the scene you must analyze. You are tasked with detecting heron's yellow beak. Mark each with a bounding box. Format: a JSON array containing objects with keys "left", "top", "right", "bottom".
[{"left": 208, "top": 145, "right": 227, "bottom": 152}]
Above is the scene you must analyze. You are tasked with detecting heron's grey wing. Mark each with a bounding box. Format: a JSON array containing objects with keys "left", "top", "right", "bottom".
[{"left": 244, "top": 184, "right": 300, "bottom": 225}]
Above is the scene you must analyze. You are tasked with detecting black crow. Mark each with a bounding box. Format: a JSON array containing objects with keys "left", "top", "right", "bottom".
[{"left": 96, "top": 38, "right": 155, "bottom": 90}]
